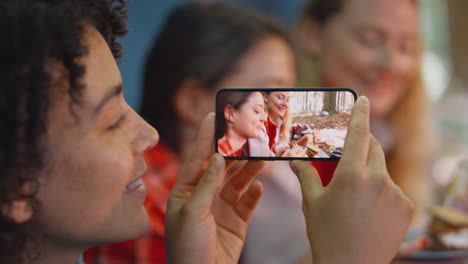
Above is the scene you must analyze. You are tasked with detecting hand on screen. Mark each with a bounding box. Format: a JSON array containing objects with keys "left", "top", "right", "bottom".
[
  {"left": 290, "top": 96, "right": 414, "bottom": 264},
  {"left": 165, "top": 113, "right": 265, "bottom": 264}
]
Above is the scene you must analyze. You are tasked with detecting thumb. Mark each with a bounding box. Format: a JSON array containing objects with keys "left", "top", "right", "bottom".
[
  {"left": 185, "top": 154, "right": 225, "bottom": 215},
  {"left": 290, "top": 160, "right": 324, "bottom": 200}
]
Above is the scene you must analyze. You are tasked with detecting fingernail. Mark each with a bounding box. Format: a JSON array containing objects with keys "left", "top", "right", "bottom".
[
  {"left": 359, "top": 96, "right": 369, "bottom": 107},
  {"left": 209, "top": 154, "right": 223, "bottom": 171},
  {"left": 420, "top": 237, "right": 429, "bottom": 248}
]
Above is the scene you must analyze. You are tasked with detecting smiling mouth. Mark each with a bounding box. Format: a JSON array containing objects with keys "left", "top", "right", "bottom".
[
  {"left": 276, "top": 107, "right": 287, "bottom": 113},
  {"left": 362, "top": 77, "right": 395, "bottom": 91},
  {"left": 124, "top": 177, "right": 145, "bottom": 192}
]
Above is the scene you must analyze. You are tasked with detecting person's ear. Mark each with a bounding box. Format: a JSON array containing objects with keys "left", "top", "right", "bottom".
[
  {"left": 298, "top": 17, "right": 323, "bottom": 56},
  {"left": 2, "top": 200, "right": 32, "bottom": 224},
  {"left": 174, "top": 78, "right": 212, "bottom": 127},
  {"left": 224, "top": 105, "right": 236, "bottom": 123}
]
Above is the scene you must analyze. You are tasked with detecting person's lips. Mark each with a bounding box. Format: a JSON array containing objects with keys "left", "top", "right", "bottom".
[
  {"left": 124, "top": 177, "right": 145, "bottom": 192},
  {"left": 124, "top": 166, "right": 147, "bottom": 193},
  {"left": 276, "top": 105, "right": 287, "bottom": 113},
  {"left": 361, "top": 76, "right": 397, "bottom": 95},
  {"left": 370, "top": 81, "right": 392, "bottom": 92}
]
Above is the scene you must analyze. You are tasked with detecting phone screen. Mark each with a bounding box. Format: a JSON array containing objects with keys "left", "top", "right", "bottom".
[{"left": 215, "top": 88, "right": 358, "bottom": 160}]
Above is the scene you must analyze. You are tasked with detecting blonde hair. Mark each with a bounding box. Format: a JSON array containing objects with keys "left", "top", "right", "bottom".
[
  {"left": 386, "top": 74, "right": 434, "bottom": 224},
  {"left": 279, "top": 108, "right": 291, "bottom": 142}
]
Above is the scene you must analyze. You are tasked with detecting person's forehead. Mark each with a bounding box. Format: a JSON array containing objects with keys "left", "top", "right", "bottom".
[
  {"left": 77, "top": 26, "right": 122, "bottom": 109},
  {"left": 271, "top": 91, "right": 289, "bottom": 97},
  {"left": 238, "top": 37, "right": 294, "bottom": 71},
  {"left": 339, "top": 0, "right": 418, "bottom": 29}
]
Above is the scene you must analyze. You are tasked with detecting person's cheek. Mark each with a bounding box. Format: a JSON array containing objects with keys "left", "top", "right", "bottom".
[
  {"left": 348, "top": 49, "right": 374, "bottom": 77},
  {"left": 350, "top": 51, "right": 380, "bottom": 91},
  {"left": 401, "top": 57, "right": 418, "bottom": 80},
  {"left": 89, "top": 138, "right": 133, "bottom": 196},
  {"left": 322, "top": 47, "right": 351, "bottom": 86}
]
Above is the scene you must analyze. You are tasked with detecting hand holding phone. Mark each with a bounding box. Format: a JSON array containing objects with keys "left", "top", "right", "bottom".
[{"left": 290, "top": 96, "right": 414, "bottom": 264}]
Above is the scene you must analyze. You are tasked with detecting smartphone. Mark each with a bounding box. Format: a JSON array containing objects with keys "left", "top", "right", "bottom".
[{"left": 215, "top": 88, "right": 358, "bottom": 160}]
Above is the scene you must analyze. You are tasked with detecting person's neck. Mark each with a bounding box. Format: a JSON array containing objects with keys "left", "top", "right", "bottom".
[
  {"left": 268, "top": 111, "right": 278, "bottom": 122},
  {"left": 28, "top": 239, "right": 83, "bottom": 264},
  {"left": 268, "top": 112, "right": 282, "bottom": 126},
  {"left": 225, "top": 130, "right": 247, "bottom": 152}
]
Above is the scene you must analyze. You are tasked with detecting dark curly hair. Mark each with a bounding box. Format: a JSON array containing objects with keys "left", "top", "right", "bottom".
[
  {"left": 140, "top": 2, "right": 290, "bottom": 154},
  {"left": 0, "top": 0, "right": 128, "bottom": 263}
]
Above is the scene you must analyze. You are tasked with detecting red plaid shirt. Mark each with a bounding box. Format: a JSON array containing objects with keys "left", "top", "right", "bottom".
[
  {"left": 84, "top": 143, "right": 180, "bottom": 264},
  {"left": 217, "top": 136, "right": 244, "bottom": 157},
  {"left": 264, "top": 117, "right": 278, "bottom": 150}
]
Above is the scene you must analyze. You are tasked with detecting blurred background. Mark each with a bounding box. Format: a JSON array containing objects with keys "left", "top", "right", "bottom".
[
  {"left": 119, "top": 0, "right": 467, "bottom": 199},
  {"left": 121, "top": 0, "right": 453, "bottom": 108},
  {"left": 107, "top": 0, "right": 468, "bottom": 262}
]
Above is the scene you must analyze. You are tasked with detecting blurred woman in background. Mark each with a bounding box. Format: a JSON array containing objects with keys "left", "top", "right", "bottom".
[
  {"left": 242, "top": 0, "right": 432, "bottom": 263},
  {"left": 84, "top": 2, "right": 295, "bottom": 263},
  {"left": 297, "top": 0, "right": 433, "bottom": 227}
]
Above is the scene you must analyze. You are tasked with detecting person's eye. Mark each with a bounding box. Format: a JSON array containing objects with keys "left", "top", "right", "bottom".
[
  {"left": 108, "top": 112, "right": 127, "bottom": 130},
  {"left": 255, "top": 107, "right": 265, "bottom": 114},
  {"left": 357, "top": 30, "right": 383, "bottom": 48}
]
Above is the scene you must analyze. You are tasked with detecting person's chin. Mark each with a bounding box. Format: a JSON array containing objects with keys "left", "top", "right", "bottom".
[
  {"left": 88, "top": 214, "right": 150, "bottom": 247},
  {"left": 133, "top": 216, "right": 150, "bottom": 239},
  {"left": 120, "top": 209, "right": 150, "bottom": 241},
  {"left": 275, "top": 109, "right": 286, "bottom": 117}
]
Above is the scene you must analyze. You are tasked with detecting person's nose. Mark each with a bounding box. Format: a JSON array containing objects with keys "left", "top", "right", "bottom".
[
  {"left": 130, "top": 108, "right": 159, "bottom": 154},
  {"left": 376, "top": 45, "right": 396, "bottom": 74}
]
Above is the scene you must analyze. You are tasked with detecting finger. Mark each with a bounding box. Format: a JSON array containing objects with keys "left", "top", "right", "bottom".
[
  {"left": 367, "top": 136, "right": 388, "bottom": 174},
  {"left": 278, "top": 148, "right": 289, "bottom": 157},
  {"left": 396, "top": 237, "right": 428, "bottom": 258},
  {"left": 220, "top": 160, "right": 265, "bottom": 205},
  {"left": 294, "top": 146, "right": 308, "bottom": 157},
  {"left": 277, "top": 149, "right": 292, "bottom": 157},
  {"left": 224, "top": 160, "right": 247, "bottom": 182},
  {"left": 290, "top": 160, "right": 324, "bottom": 200},
  {"left": 340, "top": 96, "right": 371, "bottom": 169},
  {"left": 234, "top": 181, "right": 263, "bottom": 222},
  {"left": 292, "top": 148, "right": 306, "bottom": 158},
  {"left": 178, "top": 113, "right": 215, "bottom": 186},
  {"left": 225, "top": 160, "right": 237, "bottom": 171},
  {"left": 291, "top": 146, "right": 303, "bottom": 156},
  {"left": 184, "top": 154, "right": 225, "bottom": 215}
]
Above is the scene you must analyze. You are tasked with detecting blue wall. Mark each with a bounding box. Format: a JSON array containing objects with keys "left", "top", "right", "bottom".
[
  {"left": 120, "top": 0, "right": 187, "bottom": 109},
  {"left": 120, "top": 0, "right": 305, "bottom": 110}
]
